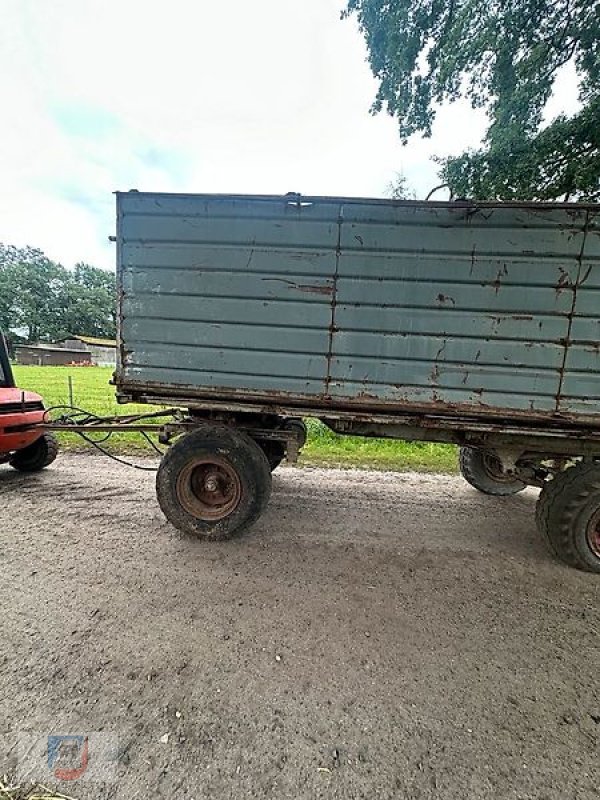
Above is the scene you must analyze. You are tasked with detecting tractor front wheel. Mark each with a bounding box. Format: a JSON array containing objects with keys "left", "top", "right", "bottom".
[{"left": 9, "top": 432, "right": 59, "bottom": 472}]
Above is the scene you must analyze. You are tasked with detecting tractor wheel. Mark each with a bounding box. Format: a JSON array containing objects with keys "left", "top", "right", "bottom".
[
  {"left": 535, "top": 461, "right": 600, "bottom": 573},
  {"left": 9, "top": 433, "right": 59, "bottom": 472},
  {"left": 459, "top": 447, "right": 526, "bottom": 496},
  {"left": 156, "top": 426, "right": 272, "bottom": 540}
]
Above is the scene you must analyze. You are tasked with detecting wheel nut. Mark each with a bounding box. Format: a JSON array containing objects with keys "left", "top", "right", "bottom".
[{"left": 205, "top": 475, "right": 219, "bottom": 492}]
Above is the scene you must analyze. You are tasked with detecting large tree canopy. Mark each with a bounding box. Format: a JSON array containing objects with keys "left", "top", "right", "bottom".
[
  {"left": 344, "top": 0, "right": 600, "bottom": 200},
  {"left": 0, "top": 244, "right": 116, "bottom": 343}
]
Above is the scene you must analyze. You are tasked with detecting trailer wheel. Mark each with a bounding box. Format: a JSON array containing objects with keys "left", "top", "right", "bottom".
[
  {"left": 535, "top": 461, "right": 600, "bottom": 573},
  {"left": 9, "top": 432, "right": 59, "bottom": 472},
  {"left": 156, "top": 426, "right": 272, "bottom": 540},
  {"left": 260, "top": 442, "right": 286, "bottom": 472},
  {"left": 459, "top": 446, "right": 526, "bottom": 496}
]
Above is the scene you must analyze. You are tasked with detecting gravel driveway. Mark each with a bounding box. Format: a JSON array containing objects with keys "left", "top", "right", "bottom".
[{"left": 1, "top": 454, "right": 599, "bottom": 799}]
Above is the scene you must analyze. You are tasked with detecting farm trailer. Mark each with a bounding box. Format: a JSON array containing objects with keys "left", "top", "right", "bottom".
[{"left": 114, "top": 191, "right": 600, "bottom": 573}]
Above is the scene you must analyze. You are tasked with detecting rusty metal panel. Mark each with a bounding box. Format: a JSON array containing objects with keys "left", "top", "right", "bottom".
[
  {"left": 327, "top": 203, "right": 586, "bottom": 413},
  {"left": 557, "top": 208, "right": 600, "bottom": 415},
  {"left": 117, "top": 193, "right": 337, "bottom": 398},
  {"left": 116, "top": 192, "right": 596, "bottom": 422}
]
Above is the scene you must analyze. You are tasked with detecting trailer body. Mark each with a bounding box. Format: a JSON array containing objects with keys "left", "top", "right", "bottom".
[
  {"left": 115, "top": 192, "right": 600, "bottom": 428},
  {"left": 113, "top": 192, "right": 600, "bottom": 572}
]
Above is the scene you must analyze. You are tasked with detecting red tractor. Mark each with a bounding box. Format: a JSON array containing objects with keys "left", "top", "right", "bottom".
[{"left": 0, "top": 332, "right": 58, "bottom": 471}]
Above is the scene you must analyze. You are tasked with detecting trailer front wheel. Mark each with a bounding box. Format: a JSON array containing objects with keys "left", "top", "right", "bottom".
[
  {"left": 156, "top": 426, "right": 271, "bottom": 540},
  {"left": 536, "top": 462, "right": 600, "bottom": 573},
  {"left": 459, "top": 447, "right": 526, "bottom": 496}
]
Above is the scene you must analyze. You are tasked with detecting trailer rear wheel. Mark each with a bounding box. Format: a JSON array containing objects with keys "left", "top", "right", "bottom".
[
  {"left": 260, "top": 441, "right": 286, "bottom": 472},
  {"left": 535, "top": 461, "right": 600, "bottom": 573},
  {"left": 259, "top": 420, "right": 307, "bottom": 472},
  {"left": 9, "top": 432, "right": 59, "bottom": 472},
  {"left": 156, "top": 426, "right": 271, "bottom": 540},
  {"left": 459, "top": 446, "right": 526, "bottom": 496}
]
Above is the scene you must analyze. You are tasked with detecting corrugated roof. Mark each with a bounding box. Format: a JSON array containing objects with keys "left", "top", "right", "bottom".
[
  {"left": 16, "top": 344, "right": 90, "bottom": 353},
  {"left": 72, "top": 336, "right": 117, "bottom": 348}
]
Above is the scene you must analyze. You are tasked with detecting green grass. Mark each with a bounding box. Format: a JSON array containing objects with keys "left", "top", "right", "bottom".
[{"left": 12, "top": 365, "right": 458, "bottom": 473}]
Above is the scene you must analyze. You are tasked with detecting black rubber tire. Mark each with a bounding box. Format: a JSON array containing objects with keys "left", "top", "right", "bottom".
[
  {"left": 156, "top": 426, "right": 272, "bottom": 540},
  {"left": 9, "top": 432, "right": 59, "bottom": 472},
  {"left": 260, "top": 441, "right": 286, "bottom": 472},
  {"left": 535, "top": 461, "right": 600, "bottom": 573},
  {"left": 459, "top": 446, "right": 526, "bottom": 496},
  {"left": 260, "top": 421, "right": 307, "bottom": 472}
]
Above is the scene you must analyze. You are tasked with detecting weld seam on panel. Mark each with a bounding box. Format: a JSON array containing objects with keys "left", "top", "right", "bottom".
[
  {"left": 326, "top": 380, "right": 559, "bottom": 399},
  {"left": 123, "top": 240, "right": 588, "bottom": 261},
  {"left": 341, "top": 252, "right": 585, "bottom": 264},
  {"left": 339, "top": 248, "right": 586, "bottom": 260},
  {"left": 124, "top": 244, "right": 331, "bottom": 256},
  {"left": 125, "top": 364, "right": 326, "bottom": 381},
  {"left": 122, "top": 211, "right": 343, "bottom": 224},
  {"left": 330, "top": 355, "right": 562, "bottom": 371},
  {"left": 343, "top": 219, "right": 587, "bottom": 232},
  {"left": 335, "top": 277, "right": 581, "bottom": 289},
  {"left": 126, "top": 340, "right": 327, "bottom": 356},
  {"left": 338, "top": 302, "right": 571, "bottom": 316},
  {"left": 129, "top": 290, "right": 332, "bottom": 304},
  {"left": 122, "top": 314, "right": 327, "bottom": 331},
  {"left": 122, "top": 239, "right": 338, "bottom": 252},
  {"left": 335, "top": 330, "right": 565, "bottom": 344},
  {"left": 122, "top": 266, "right": 334, "bottom": 279}
]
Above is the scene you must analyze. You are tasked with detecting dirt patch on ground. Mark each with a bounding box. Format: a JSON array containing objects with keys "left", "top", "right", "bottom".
[{"left": 1, "top": 454, "right": 599, "bottom": 799}]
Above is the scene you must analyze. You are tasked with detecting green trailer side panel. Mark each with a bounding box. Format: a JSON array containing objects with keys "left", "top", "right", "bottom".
[
  {"left": 558, "top": 209, "right": 600, "bottom": 415},
  {"left": 116, "top": 192, "right": 598, "bottom": 422}
]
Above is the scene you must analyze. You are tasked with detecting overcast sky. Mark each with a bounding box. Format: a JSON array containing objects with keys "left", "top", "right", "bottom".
[{"left": 0, "top": 0, "right": 577, "bottom": 270}]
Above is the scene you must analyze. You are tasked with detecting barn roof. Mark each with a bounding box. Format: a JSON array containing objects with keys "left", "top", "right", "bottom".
[{"left": 72, "top": 336, "right": 117, "bottom": 348}]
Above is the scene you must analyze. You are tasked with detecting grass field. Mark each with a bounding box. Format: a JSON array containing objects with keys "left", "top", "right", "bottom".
[{"left": 13, "top": 365, "right": 458, "bottom": 473}]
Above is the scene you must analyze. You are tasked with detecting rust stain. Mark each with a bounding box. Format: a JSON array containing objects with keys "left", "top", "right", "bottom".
[
  {"left": 579, "top": 264, "right": 593, "bottom": 286},
  {"left": 555, "top": 267, "right": 571, "bottom": 295},
  {"left": 488, "top": 264, "right": 508, "bottom": 294},
  {"left": 262, "top": 277, "right": 333, "bottom": 296}
]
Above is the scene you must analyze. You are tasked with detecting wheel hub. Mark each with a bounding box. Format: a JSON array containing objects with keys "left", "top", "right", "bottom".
[
  {"left": 483, "top": 452, "right": 518, "bottom": 484},
  {"left": 176, "top": 456, "right": 242, "bottom": 521},
  {"left": 586, "top": 509, "right": 600, "bottom": 559}
]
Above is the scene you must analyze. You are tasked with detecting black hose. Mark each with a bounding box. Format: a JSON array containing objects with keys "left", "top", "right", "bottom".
[{"left": 43, "top": 405, "right": 167, "bottom": 472}]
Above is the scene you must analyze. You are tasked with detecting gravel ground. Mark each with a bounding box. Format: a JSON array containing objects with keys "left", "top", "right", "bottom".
[{"left": 1, "top": 454, "right": 599, "bottom": 800}]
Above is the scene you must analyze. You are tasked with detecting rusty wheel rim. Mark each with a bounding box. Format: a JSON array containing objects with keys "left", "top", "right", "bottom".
[
  {"left": 482, "top": 452, "right": 518, "bottom": 484},
  {"left": 586, "top": 508, "right": 600, "bottom": 559},
  {"left": 176, "top": 456, "right": 242, "bottom": 521}
]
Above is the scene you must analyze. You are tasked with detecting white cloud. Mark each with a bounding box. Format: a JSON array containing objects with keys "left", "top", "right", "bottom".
[{"left": 0, "top": 0, "right": 575, "bottom": 271}]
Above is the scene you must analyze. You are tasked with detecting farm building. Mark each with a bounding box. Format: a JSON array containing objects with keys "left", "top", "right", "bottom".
[
  {"left": 15, "top": 343, "right": 92, "bottom": 366},
  {"left": 61, "top": 336, "right": 117, "bottom": 367}
]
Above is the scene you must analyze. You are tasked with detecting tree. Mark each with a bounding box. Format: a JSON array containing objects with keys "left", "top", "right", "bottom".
[
  {"left": 0, "top": 244, "right": 116, "bottom": 342},
  {"left": 344, "top": 0, "right": 600, "bottom": 201},
  {"left": 386, "top": 172, "right": 417, "bottom": 199},
  {"left": 65, "top": 263, "right": 117, "bottom": 340}
]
